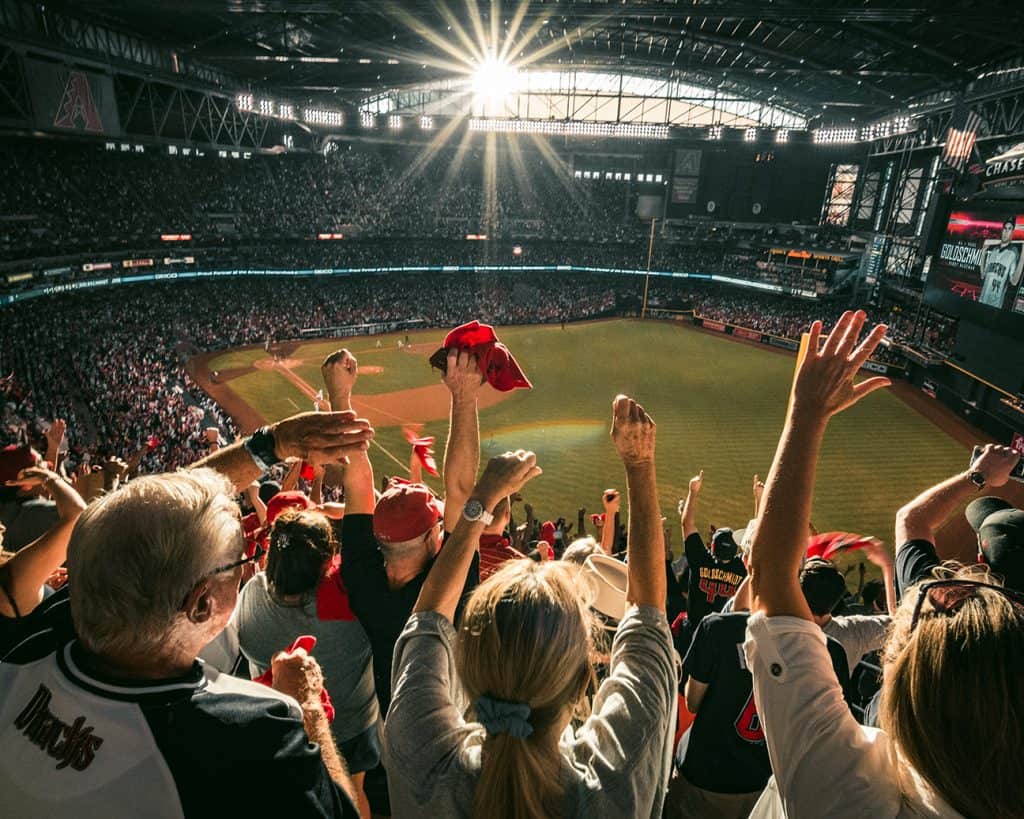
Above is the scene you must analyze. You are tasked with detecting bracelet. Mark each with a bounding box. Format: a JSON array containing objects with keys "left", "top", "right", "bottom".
[{"left": 243, "top": 426, "right": 279, "bottom": 474}]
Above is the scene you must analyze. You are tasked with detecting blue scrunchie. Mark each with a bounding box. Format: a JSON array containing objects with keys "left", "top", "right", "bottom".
[{"left": 476, "top": 695, "right": 534, "bottom": 739}]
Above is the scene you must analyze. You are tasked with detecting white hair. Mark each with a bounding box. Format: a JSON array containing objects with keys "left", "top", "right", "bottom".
[
  {"left": 562, "top": 537, "right": 603, "bottom": 566},
  {"left": 68, "top": 468, "right": 242, "bottom": 657}
]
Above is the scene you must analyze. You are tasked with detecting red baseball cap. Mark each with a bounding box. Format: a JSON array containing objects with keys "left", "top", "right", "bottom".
[
  {"left": 373, "top": 480, "right": 444, "bottom": 544},
  {"left": 266, "top": 490, "right": 316, "bottom": 528}
]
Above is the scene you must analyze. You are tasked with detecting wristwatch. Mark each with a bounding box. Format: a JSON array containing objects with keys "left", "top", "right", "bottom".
[
  {"left": 968, "top": 470, "right": 986, "bottom": 490},
  {"left": 463, "top": 498, "right": 494, "bottom": 526},
  {"left": 243, "top": 426, "right": 280, "bottom": 474}
]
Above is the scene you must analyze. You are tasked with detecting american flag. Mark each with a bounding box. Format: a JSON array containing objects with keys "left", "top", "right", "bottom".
[{"left": 941, "top": 104, "right": 983, "bottom": 173}]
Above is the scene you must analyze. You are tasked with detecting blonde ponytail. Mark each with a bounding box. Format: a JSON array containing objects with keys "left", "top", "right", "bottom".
[{"left": 456, "top": 560, "right": 594, "bottom": 819}]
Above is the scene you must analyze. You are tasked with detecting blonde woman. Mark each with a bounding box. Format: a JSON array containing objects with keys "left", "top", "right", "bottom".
[
  {"left": 383, "top": 396, "right": 677, "bottom": 819},
  {"left": 744, "top": 311, "right": 1024, "bottom": 819}
]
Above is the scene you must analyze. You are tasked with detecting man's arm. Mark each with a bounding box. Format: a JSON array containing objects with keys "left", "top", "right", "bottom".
[
  {"left": 680, "top": 470, "right": 703, "bottom": 539},
  {"left": 280, "top": 459, "right": 303, "bottom": 493},
  {"left": 600, "top": 490, "right": 619, "bottom": 555},
  {"left": 1, "top": 467, "right": 86, "bottom": 617},
  {"left": 415, "top": 451, "right": 542, "bottom": 622},
  {"left": 441, "top": 350, "right": 483, "bottom": 532},
  {"left": 244, "top": 481, "right": 268, "bottom": 525},
  {"left": 321, "top": 350, "right": 376, "bottom": 515},
  {"left": 862, "top": 539, "right": 897, "bottom": 615},
  {"left": 610, "top": 395, "right": 665, "bottom": 608},
  {"left": 752, "top": 474, "right": 765, "bottom": 518},
  {"left": 189, "top": 410, "right": 373, "bottom": 493},
  {"left": 751, "top": 311, "right": 890, "bottom": 619},
  {"left": 894, "top": 444, "right": 1020, "bottom": 551},
  {"left": 271, "top": 648, "right": 357, "bottom": 809}
]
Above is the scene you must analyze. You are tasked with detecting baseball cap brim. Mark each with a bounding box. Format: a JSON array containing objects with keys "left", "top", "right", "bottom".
[{"left": 965, "top": 496, "right": 1013, "bottom": 533}]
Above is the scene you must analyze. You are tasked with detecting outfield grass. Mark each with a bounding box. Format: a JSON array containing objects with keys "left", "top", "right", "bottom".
[{"left": 212, "top": 320, "right": 970, "bottom": 564}]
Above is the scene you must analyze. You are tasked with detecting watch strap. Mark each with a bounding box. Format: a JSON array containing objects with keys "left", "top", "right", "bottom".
[{"left": 244, "top": 426, "right": 279, "bottom": 473}]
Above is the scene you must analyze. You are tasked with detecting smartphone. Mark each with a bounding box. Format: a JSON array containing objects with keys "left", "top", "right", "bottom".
[{"left": 970, "top": 447, "right": 1024, "bottom": 482}]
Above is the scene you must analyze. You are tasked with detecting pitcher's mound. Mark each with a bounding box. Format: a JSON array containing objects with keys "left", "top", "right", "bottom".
[
  {"left": 360, "top": 365, "right": 384, "bottom": 375},
  {"left": 254, "top": 357, "right": 302, "bottom": 370}
]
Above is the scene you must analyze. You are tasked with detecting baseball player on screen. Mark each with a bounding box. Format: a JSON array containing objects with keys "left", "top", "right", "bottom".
[{"left": 978, "top": 216, "right": 1023, "bottom": 309}]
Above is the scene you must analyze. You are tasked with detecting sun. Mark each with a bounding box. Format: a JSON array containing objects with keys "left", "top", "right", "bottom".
[{"left": 471, "top": 55, "right": 520, "bottom": 101}]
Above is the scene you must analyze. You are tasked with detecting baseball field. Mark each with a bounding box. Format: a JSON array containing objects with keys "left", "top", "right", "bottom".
[{"left": 195, "top": 318, "right": 994, "bottom": 570}]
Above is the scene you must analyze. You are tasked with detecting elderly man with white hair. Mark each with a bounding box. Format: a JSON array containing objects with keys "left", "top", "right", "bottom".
[{"left": 0, "top": 410, "right": 372, "bottom": 819}]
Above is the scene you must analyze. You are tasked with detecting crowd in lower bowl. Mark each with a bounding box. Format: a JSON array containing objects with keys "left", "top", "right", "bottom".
[{"left": 0, "top": 310, "right": 1020, "bottom": 819}]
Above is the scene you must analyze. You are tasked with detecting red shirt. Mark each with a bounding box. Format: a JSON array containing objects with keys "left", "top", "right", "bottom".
[{"left": 478, "top": 534, "right": 525, "bottom": 581}]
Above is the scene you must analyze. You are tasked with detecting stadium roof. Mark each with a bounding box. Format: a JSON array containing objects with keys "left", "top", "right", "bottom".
[{"left": 54, "top": 1, "right": 1024, "bottom": 124}]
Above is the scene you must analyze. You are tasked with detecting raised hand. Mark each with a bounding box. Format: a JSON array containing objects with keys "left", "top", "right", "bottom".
[
  {"left": 689, "top": 469, "right": 704, "bottom": 495},
  {"left": 862, "top": 538, "right": 891, "bottom": 567},
  {"left": 753, "top": 474, "right": 765, "bottom": 502},
  {"left": 45, "top": 418, "right": 66, "bottom": 454},
  {"left": 271, "top": 645, "right": 325, "bottom": 709},
  {"left": 320, "top": 348, "right": 358, "bottom": 407},
  {"left": 971, "top": 443, "right": 1022, "bottom": 488},
  {"left": 272, "top": 410, "right": 373, "bottom": 466},
  {"left": 602, "top": 489, "right": 621, "bottom": 514},
  {"left": 475, "top": 450, "right": 542, "bottom": 504},
  {"left": 792, "top": 310, "right": 890, "bottom": 420},
  {"left": 442, "top": 349, "right": 484, "bottom": 400},
  {"left": 5, "top": 465, "right": 60, "bottom": 491},
  {"left": 611, "top": 394, "right": 656, "bottom": 467}
]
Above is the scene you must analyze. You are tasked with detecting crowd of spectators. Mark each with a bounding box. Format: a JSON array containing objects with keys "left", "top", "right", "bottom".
[{"left": 1, "top": 311, "right": 1020, "bottom": 819}]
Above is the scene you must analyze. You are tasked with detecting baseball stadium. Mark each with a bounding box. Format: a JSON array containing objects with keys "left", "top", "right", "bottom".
[{"left": 2, "top": 2, "right": 1024, "bottom": 818}]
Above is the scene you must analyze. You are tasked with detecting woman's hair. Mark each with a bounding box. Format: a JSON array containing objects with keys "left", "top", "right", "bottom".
[
  {"left": 456, "top": 560, "right": 595, "bottom": 819},
  {"left": 265, "top": 509, "right": 335, "bottom": 599},
  {"left": 879, "top": 563, "right": 1024, "bottom": 818}
]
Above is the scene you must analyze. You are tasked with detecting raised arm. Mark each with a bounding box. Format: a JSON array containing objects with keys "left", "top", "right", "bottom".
[
  {"left": 43, "top": 419, "right": 66, "bottom": 471},
  {"left": 1, "top": 467, "right": 86, "bottom": 617},
  {"left": 270, "top": 647, "right": 357, "bottom": 809},
  {"left": 415, "top": 451, "right": 542, "bottom": 622},
  {"left": 750, "top": 311, "right": 890, "bottom": 619},
  {"left": 680, "top": 470, "right": 703, "bottom": 539},
  {"left": 189, "top": 410, "right": 373, "bottom": 493},
  {"left": 244, "top": 481, "right": 268, "bottom": 525},
  {"left": 441, "top": 350, "right": 484, "bottom": 532},
  {"left": 600, "top": 489, "right": 620, "bottom": 555},
  {"left": 894, "top": 444, "right": 1020, "bottom": 550},
  {"left": 322, "top": 349, "right": 376, "bottom": 516},
  {"left": 611, "top": 395, "right": 665, "bottom": 608},
  {"left": 862, "top": 539, "right": 897, "bottom": 615},
  {"left": 752, "top": 474, "right": 765, "bottom": 518}
]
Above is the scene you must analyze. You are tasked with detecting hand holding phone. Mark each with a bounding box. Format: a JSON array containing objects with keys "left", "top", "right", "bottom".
[{"left": 970, "top": 444, "right": 1024, "bottom": 485}]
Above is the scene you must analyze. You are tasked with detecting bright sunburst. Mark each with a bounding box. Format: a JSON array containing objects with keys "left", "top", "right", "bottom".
[{"left": 378, "top": 0, "right": 603, "bottom": 234}]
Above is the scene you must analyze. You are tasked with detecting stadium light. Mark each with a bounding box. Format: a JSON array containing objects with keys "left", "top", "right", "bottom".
[
  {"left": 360, "top": 112, "right": 375, "bottom": 128},
  {"left": 775, "top": 129, "right": 789, "bottom": 143},
  {"left": 744, "top": 127, "right": 757, "bottom": 142},
  {"left": 388, "top": 115, "right": 403, "bottom": 130},
  {"left": 468, "top": 118, "right": 669, "bottom": 140},
  {"left": 812, "top": 127, "right": 858, "bottom": 144},
  {"left": 419, "top": 115, "right": 434, "bottom": 130},
  {"left": 708, "top": 125, "right": 723, "bottom": 140}
]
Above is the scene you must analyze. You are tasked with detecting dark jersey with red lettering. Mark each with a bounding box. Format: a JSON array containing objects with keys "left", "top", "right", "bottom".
[
  {"left": 684, "top": 533, "right": 747, "bottom": 627},
  {"left": 0, "top": 589, "right": 357, "bottom": 819},
  {"left": 681, "top": 612, "right": 850, "bottom": 794}
]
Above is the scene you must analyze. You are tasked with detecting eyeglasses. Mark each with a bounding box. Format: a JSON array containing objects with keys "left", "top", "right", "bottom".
[
  {"left": 209, "top": 544, "right": 266, "bottom": 576},
  {"left": 910, "top": 579, "right": 1024, "bottom": 631}
]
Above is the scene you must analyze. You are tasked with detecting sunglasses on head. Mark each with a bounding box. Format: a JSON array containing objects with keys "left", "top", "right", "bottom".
[{"left": 910, "top": 579, "right": 1024, "bottom": 631}]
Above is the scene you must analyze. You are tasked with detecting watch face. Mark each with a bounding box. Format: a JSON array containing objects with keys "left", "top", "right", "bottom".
[{"left": 464, "top": 499, "right": 484, "bottom": 519}]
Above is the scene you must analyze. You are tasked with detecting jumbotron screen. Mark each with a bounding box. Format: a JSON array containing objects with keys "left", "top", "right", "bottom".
[{"left": 927, "top": 207, "right": 1024, "bottom": 319}]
